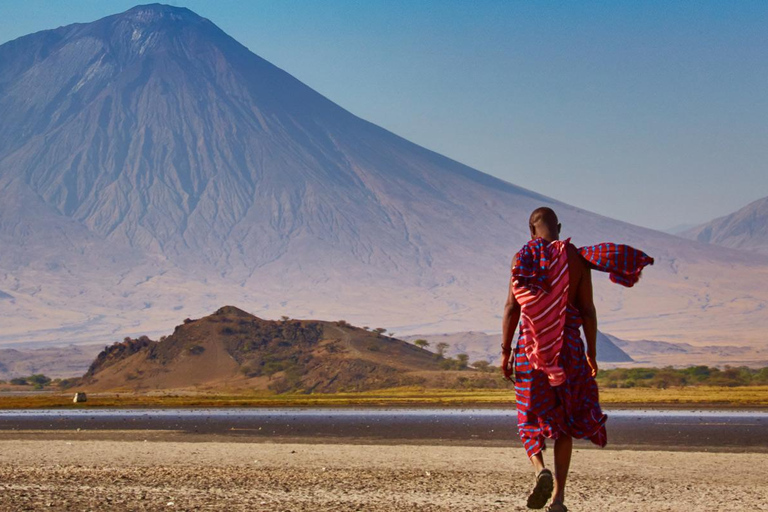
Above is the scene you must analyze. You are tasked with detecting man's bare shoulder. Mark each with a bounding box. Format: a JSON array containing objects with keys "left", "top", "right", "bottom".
[{"left": 565, "top": 242, "right": 588, "bottom": 270}]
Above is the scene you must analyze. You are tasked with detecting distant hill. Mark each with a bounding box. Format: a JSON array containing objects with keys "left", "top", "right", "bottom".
[
  {"left": 681, "top": 197, "right": 768, "bottom": 254},
  {"left": 403, "top": 330, "right": 633, "bottom": 365},
  {"left": 595, "top": 332, "right": 634, "bottom": 363},
  {"left": 0, "top": 344, "right": 102, "bottom": 379},
  {"left": 603, "top": 333, "right": 767, "bottom": 368},
  {"left": 405, "top": 330, "right": 768, "bottom": 368},
  {"left": 80, "top": 306, "right": 504, "bottom": 392}
]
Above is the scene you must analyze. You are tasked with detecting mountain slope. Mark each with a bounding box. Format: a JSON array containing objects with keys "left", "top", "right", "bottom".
[
  {"left": 681, "top": 197, "right": 768, "bottom": 255},
  {"left": 1, "top": 4, "right": 767, "bottom": 350}
]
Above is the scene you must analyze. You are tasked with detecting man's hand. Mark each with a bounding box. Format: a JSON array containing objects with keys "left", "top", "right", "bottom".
[
  {"left": 502, "top": 353, "right": 514, "bottom": 381},
  {"left": 586, "top": 352, "right": 598, "bottom": 377}
]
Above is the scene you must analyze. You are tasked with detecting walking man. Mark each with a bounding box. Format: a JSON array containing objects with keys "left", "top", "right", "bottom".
[{"left": 501, "top": 207, "right": 653, "bottom": 511}]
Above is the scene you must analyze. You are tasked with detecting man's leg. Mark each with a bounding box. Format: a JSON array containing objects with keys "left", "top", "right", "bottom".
[
  {"left": 552, "top": 435, "right": 572, "bottom": 504},
  {"left": 526, "top": 445, "right": 554, "bottom": 509},
  {"left": 530, "top": 450, "right": 546, "bottom": 474}
]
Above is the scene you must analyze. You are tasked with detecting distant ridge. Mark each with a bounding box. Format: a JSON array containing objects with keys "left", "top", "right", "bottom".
[
  {"left": 595, "top": 331, "right": 633, "bottom": 363},
  {"left": 681, "top": 196, "right": 768, "bottom": 255}
]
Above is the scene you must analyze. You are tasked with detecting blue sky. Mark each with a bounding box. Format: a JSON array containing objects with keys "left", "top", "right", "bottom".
[{"left": 1, "top": 0, "right": 766, "bottom": 230}]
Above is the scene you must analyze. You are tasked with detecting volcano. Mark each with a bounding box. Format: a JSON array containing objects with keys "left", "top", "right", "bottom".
[{"left": 1, "top": 4, "right": 766, "bottom": 350}]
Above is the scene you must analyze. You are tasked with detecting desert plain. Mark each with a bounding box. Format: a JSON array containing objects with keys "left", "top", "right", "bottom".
[{"left": 1, "top": 437, "right": 766, "bottom": 511}]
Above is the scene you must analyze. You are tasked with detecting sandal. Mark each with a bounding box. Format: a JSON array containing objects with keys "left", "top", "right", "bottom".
[
  {"left": 526, "top": 469, "right": 554, "bottom": 509},
  {"left": 546, "top": 503, "right": 568, "bottom": 512}
]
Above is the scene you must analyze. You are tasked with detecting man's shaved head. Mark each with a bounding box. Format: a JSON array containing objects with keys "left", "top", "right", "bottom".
[{"left": 529, "top": 207, "right": 561, "bottom": 241}]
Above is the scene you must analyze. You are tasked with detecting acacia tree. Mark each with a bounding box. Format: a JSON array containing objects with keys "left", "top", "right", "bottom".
[
  {"left": 456, "top": 353, "right": 469, "bottom": 370},
  {"left": 436, "top": 342, "right": 449, "bottom": 358},
  {"left": 472, "top": 360, "right": 492, "bottom": 372},
  {"left": 413, "top": 339, "right": 430, "bottom": 350}
]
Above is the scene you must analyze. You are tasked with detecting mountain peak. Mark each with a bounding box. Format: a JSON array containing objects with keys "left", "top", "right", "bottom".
[
  {"left": 73, "top": 3, "right": 226, "bottom": 66},
  {"left": 110, "top": 3, "right": 213, "bottom": 43},
  {"left": 121, "top": 4, "right": 203, "bottom": 25}
]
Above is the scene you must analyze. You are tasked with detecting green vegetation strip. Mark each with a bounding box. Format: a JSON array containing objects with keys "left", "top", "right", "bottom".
[
  {"left": 1, "top": 385, "right": 766, "bottom": 409},
  {"left": 597, "top": 365, "right": 768, "bottom": 388},
  {"left": 2, "top": 366, "right": 766, "bottom": 409}
]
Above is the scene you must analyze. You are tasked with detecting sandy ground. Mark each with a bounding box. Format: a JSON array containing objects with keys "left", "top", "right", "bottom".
[{"left": 0, "top": 439, "right": 766, "bottom": 511}]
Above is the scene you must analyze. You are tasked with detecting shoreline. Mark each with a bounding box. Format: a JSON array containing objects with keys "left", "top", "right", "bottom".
[
  {"left": 2, "top": 402, "right": 768, "bottom": 411},
  {"left": 1, "top": 385, "right": 767, "bottom": 410},
  {"left": 0, "top": 431, "right": 764, "bottom": 454},
  {"left": 2, "top": 408, "right": 765, "bottom": 453}
]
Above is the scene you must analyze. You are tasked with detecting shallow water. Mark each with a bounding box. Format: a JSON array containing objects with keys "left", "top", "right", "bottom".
[
  {"left": 2, "top": 407, "right": 766, "bottom": 416},
  {"left": 0, "top": 408, "right": 765, "bottom": 450}
]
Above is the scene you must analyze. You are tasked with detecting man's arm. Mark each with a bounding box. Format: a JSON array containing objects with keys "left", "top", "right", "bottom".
[
  {"left": 576, "top": 264, "right": 599, "bottom": 377},
  {"left": 501, "top": 276, "right": 521, "bottom": 381}
]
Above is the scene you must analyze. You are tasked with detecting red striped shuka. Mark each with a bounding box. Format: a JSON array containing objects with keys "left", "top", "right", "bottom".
[{"left": 511, "top": 237, "right": 653, "bottom": 457}]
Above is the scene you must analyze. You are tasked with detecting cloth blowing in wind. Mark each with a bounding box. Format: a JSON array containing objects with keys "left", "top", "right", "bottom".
[{"left": 501, "top": 207, "right": 653, "bottom": 512}]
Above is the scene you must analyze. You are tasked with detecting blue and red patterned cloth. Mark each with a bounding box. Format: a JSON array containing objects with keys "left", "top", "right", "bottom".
[
  {"left": 512, "top": 238, "right": 653, "bottom": 457},
  {"left": 578, "top": 243, "right": 655, "bottom": 287}
]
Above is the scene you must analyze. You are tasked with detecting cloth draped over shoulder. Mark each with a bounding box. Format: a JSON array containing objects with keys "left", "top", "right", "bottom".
[
  {"left": 511, "top": 238, "right": 654, "bottom": 386},
  {"left": 511, "top": 238, "right": 571, "bottom": 387},
  {"left": 511, "top": 237, "right": 653, "bottom": 458}
]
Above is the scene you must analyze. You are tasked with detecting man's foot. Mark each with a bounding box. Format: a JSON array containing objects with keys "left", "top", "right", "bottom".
[
  {"left": 545, "top": 503, "right": 568, "bottom": 512},
  {"left": 526, "top": 469, "right": 554, "bottom": 509}
]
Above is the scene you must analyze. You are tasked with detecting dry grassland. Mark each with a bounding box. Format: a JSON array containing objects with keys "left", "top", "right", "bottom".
[{"left": 1, "top": 385, "right": 766, "bottom": 409}]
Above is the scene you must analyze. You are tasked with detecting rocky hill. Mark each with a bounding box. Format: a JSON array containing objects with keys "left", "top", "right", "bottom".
[{"left": 80, "top": 306, "right": 502, "bottom": 392}]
